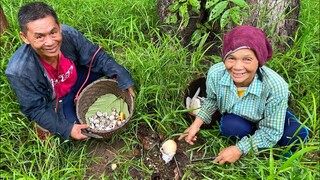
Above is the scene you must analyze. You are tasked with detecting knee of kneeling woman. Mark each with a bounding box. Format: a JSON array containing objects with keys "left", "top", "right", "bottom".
[
  {"left": 299, "top": 126, "right": 309, "bottom": 143},
  {"left": 219, "top": 114, "right": 255, "bottom": 139},
  {"left": 282, "top": 110, "right": 310, "bottom": 146},
  {"left": 279, "top": 126, "right": 309, "bottom": 148}
]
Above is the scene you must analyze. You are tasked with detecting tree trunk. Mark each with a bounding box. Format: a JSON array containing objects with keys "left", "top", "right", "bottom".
[
  {"left": 0, "top": 5, "right": 9, "bottom": 33},
  {"left": 157, "top": 0, "right": 300, "bottom": 53},
  {"left": 0, "top": 5, "right": 10, "bottom": 46},
  {"left": 243, "top": 0, "right": 300, "bottom": 51}
]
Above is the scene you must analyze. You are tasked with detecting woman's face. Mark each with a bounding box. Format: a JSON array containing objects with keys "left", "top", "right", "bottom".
[{"left": 224, "top": 48, "right": 259, "bottom": 87}]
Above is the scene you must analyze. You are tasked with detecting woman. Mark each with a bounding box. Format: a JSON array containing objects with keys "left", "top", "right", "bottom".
[{"left": 179, "top": 25, "right": 309, "bottom": 164}]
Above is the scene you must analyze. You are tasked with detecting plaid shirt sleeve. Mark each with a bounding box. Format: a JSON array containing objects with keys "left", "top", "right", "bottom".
[
  {"left": 236, "top": 95, "right": 288, "bottom": 154},
  {"left": 197, "top": 64, "right": 224, "bottom": 124}
]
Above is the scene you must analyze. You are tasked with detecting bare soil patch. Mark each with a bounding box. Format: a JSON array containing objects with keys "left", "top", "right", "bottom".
[{"left": 85, "top": 123, "right": 208, "bottom": 179}]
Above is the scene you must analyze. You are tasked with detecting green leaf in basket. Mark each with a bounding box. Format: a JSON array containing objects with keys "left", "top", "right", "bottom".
[{"left": 85, "top": 94, "right": 129, "bottom": 120}]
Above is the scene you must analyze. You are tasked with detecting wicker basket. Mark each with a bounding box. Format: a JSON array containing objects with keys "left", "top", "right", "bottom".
[
  {"left": 76, "top": 79, "right": 134, "bottom": 139},
  {"left": 183, "top": 76, "right": 221, "bottom": 129}
]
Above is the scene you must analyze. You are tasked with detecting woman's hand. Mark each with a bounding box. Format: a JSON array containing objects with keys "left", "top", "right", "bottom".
[
  {"left": 178, "top": 118, "right": 204, "bottom": 145},
  {"left": 70, "top": 124, "right": 89, "bottom": 140},
  {"left": 214, "top": 145, "right": 243, "bottom": 164}
]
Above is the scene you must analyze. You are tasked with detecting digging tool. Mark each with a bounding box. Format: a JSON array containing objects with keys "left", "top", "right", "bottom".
[
  {"left": 81, "top": 129, "right": 103, "bottom": 139},
  {"left": 190, "top": 156, "right": 216, "bottom": 163}
]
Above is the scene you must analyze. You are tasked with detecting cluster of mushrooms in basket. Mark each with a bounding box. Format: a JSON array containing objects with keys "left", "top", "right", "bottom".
[
  {"left": 87, "top": 108, "right": 126, "bottom": 131},
  {"left": 85, "top": 93, "right": 129, "bottom": 131}
]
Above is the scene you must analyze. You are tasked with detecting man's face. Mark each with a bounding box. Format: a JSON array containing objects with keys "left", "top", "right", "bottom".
[
  {"left": 19, "top": 16, "right": 62, "bottom": 61},
  {"left": 224, "top": 48, "right": 259, "bottom": 87}
]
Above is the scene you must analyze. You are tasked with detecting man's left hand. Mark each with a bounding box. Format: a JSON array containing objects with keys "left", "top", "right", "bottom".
[
  {"left": 214, "top": 145, "right": 243, "bottom": 164},
  {"left": 127, "top": 86, "right": 135, "bottom": 97}
]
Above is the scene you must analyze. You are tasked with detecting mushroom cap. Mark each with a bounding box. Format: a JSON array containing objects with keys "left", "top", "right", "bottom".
[{"left": 161, "top": 139, "right": 177, "bottom": 154}]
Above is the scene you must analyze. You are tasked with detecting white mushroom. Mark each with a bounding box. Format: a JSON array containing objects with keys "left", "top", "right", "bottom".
[
  {"left": 186, "top": 87, "right": 203, "bottom": 115},
  {"left": 96, "top": 111, "right": 103, "bottom": 117},
  {"left": 160, "top": 139, "right": 177, "bottom": 164},
  {"left": 190, "top": 98, "right": 201, "bottom": 115},
  {"left": 111, "top": 163, "right": 117, "bottom": 171},
  {"left": 109, "top": 115, "right": 115, "bottom": 121},
  {"left": 186, "top": 96, "right": 191, "bottom": 109},
  {"left": 101, "top": 118, "right": 106, "bottom": 123},
  {"left": 93, "top": 119, "right": 100, "bottom": 124},
  {"left": 161, "top": 139, "right": 177, "bottom": 154}
]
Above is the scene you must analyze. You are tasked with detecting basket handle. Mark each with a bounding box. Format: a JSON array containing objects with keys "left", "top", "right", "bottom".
[{"left": 74, "top": 46, "right": 104, "bottom": 104}]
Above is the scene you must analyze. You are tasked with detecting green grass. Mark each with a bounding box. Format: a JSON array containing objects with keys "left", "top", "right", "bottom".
[{"left": 1, "top": 0, "right": 319, "bottom": 179}]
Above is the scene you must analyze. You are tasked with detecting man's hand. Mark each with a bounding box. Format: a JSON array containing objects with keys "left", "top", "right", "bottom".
[
  {"left": 214, "top": 145, "right": 243, "bottom": 164},
  {"left": 178, "top": 118, "right": 204, "bottom": 145},
  {"left": 70, "top": 124, "right": 89, "bottom": 140},
  {"left": 127, "top": 86, "right": 135, "bottom": 98}
]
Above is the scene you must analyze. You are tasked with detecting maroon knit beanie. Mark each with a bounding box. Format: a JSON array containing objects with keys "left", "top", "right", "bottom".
[{"left": 222, "top": 25, "right": 273, "bottom": 67}]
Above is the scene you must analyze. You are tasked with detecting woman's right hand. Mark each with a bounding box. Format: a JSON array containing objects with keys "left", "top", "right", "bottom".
[{"left": 178, "top": 117, "right": 204, "bottom": 145}]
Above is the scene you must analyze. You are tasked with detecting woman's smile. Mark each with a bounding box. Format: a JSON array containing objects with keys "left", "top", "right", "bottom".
[{"left": 224, "top": 49, "right": 259, "bottom": 87}]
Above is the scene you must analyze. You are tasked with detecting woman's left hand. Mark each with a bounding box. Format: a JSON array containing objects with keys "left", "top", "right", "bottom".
[
  {"left": 127, "top": 86, "right": 135, "bottom": 97},
  {"left": 214, "top": 145, "right": 243, "bottom": 164}
]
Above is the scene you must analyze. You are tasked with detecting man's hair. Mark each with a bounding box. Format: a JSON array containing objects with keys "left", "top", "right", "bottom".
[{"left": 18, "top": 2, "right": 59, "bottom": 34}]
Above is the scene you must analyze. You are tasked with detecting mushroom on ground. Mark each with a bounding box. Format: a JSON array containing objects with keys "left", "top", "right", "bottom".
[
  {"left": 160, "top": 139, "right": 177, "bottom": 164},
  {"left": 161, "top": 139, "right": 177, "bottom": 154}
]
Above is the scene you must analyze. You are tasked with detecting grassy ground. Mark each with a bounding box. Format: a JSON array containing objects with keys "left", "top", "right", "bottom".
[{"left": 0, "top": 0, "right": 319, "bottom": 179}]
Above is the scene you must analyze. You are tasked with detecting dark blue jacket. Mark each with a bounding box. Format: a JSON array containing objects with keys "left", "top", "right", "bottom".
[{"left": 5, "top": 24, "right": 134, "bottom": 138}]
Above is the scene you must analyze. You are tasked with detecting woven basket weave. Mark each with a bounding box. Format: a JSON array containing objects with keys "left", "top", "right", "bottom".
[{"left": 76, "top": 79, "right": 134, "bottom": 139}]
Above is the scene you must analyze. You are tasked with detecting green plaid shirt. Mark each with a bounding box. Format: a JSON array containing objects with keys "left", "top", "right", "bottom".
[{"left": 197, "top": 62, "right": 289, "bottom": 154}]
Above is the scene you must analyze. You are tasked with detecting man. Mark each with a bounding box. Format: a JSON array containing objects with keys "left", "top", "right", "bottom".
[{"left": 5, "top": 2, "right": 135, "bottom": 140}]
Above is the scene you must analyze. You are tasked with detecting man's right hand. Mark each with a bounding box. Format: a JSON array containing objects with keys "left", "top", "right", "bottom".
[{"left": 70, "top": 124, "right": 89, "bottom": 140}]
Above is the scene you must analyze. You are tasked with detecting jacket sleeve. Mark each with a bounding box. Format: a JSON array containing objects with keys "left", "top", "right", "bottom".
[
  {"left": 6, "top": 74, "right": 73, "bottom": 139},
  {"left": 61, "top": 25, "right": 134, "bottom": 90}
]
